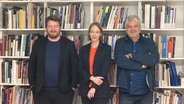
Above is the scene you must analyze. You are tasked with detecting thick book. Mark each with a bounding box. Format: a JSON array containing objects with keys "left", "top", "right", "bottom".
[
  {"left": 170, "top": 62, "right": 179, "bottom": 86},
  {"left": 162, "top": 35, "right": 167, "bottom": 58},
  {"left": 144, "top": 4, "right": 150, "bottom": 29},
  {"left": 167, "top": 62, "right": 175, "bottom": 86}
]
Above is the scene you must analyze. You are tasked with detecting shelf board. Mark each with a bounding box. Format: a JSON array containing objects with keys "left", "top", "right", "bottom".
[
  {"left": 0, "top": 83, "right": 30, "bottom": 86},
  {"left": 160, "top": 58, "right": 184, "bottom": 61},
  {"left": 0, "top": 0, "right": 182, "bottom": 2},
  {"left": 0, "top": 28, "right": 45, "bottom": 31},
  {"left": 141, "top": 28, "right": 184, "bottom": 31},
  {"left": 62, "top": 29, "right": 88, "bottom": 32},
  {"left": 0, "top": 1, "right": 44, "bottom": 3},
  {"left": 103, "top": 29, "right": 126, "bottom": 31},
  {"left": 140, "top": 0, "right": 183, "bottom": 2},
  {"left": 101, "top": 28, "right": 184, "bottom": 31},
  {"left": 46, "top": 0, "right": 90, "bottom": 3},
  {"left": 0, "top": 56, "right": 29, "bottom": 59},
  {"left": 0, "top": 28, "right": 183, "bottom": 32},
  {"left": 155, "top": 86, "right": 184, "bottom": 89},
  {"left": 46, "top": 0, "right": 138, "bottom": 2}
]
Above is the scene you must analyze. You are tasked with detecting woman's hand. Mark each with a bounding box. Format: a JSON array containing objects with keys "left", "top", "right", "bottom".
[
  {"left": 90, "top": 76, "right": 104, "bottom": 86},
  {"left": 87, "top": 88, "right": 96, "bottom": 99}
]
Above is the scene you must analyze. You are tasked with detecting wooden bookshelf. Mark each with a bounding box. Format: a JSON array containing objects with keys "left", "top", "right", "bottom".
[{"left": 0, "top": 0, "right": 183, "bottom": 104}]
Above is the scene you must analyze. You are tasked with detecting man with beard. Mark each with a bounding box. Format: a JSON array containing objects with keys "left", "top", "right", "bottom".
[{"left": 28, "top": 15, "right": 78, "bottom": 104}]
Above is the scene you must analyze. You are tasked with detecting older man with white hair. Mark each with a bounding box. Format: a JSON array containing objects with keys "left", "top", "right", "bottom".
[{"left": 114, "top": 15, "right": 159, "bottom": 104}]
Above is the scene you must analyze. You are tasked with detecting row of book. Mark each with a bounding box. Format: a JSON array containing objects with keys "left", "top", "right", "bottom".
[
  {"left": 154, "top": 90, "right": 182, "bottom": 104},
  {"left": 95, "top": 4, "right": 129, "bottom": 29},
  {"left": 66, "top": 35, "right": 89, "bottom": 52},
  {"left": 0, "top": 60, "right": 29, "bottom": 84},
  {"left": 0, "top": 33, "right": 39, "bottom": 56},
  {"left": 66, "top": 34, "right": 122, "bottom": 55},
  {"left": 0, "top": 33, "right": 121, "bottom": 57},
  {"left": 67, "top": 33, "right": 177, "bottom": 58},
  {"left": 2, "top": 86, "right": 33, "bottom": 104},
  {"left": 0, "top": 32, "right": 177, "bottom": 59},
  {"left": 142, "top": 33, "right": 176, "bottom": 58},
  {"left": 161, "top": 35, "right": 176, "bottom": 58},
  {"left": 155, "top": 61, "right": 179, "bottom": 87},
  {"left": 2, "top": 3, "right": 44, "bottom": 29},
  {"left": 0, "top": 3, "right": 178, "bottom": 29},
  {"left": 46, "top": 3, "right": 85, "bottom": 29},
  {"left": 141, "top": 4, "right": 176, "bottom": 29}
]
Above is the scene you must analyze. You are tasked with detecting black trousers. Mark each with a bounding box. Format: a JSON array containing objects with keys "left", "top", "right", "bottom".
[
  {"left": 81, "top": 97, "right": 108, "bottom": 104},
  {"left": 32, "top": 88, "right": 74, "bottom": 104}
]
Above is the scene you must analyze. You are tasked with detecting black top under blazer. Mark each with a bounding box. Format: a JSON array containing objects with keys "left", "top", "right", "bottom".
[
  {"left": 78, "top": 42, "right": 111, "bottom": 98},
  {"left": 28, "top": 36, "right": 78, "bottom": 94}
]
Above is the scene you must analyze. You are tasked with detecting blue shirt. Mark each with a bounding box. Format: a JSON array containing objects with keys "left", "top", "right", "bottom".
[
  {"left": 121, "top": 36, "right": 149, "bottom": 95},
  {"left": 44, "top": 39, "right": 61, "bottom": 88}
]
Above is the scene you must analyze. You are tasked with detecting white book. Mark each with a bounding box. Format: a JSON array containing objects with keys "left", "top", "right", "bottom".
[
  {"left": 5, "top": 62, "right": 9, "bottom": 83},
  {"left": 68, "top": 4, "right": 71, "bottom": 29},
  {"left": 174, "top": 93, "right": 178, "bottom": 104},
  {"left": 158, "top": 63, "right": 163, "bottom": 87},
  {"left": 20, "top": 35, "right": 27, "bottom": 57},
  {"left": 167, "top": 67, "right": 171, "bottom": 86},
  {"left": 160, "top": 5, "right": 165, "bottom": 28},
  {"left": 23, "top": 9, "right": 26, "bottom": 29},
  {"left": 12, "top": 39, "right": 16, "bottom": 56},
  {"left": 169, "top": 8, "right": 173, "bottom": 29},
  {"left": 150, "top": 6, "right": 156, "bottom": 28},
  {"left": 80, "top": 10, "right": 85, "bottom": 29},
  {"left": 110, "top": 6, "right": 117, "bottom": 29},
  {"left": 27, "top": 3, "right": 34, "bottom": 29},
  {"left": 71, "top": 5, "right": 76, "bottom": 29},
  {"left": 157, "top": 35, "right": 162, "bottom": 58},
  {"left": 11, "top": 60, "right": 17, "bottom": 84},
  {"left": 165, "top": 90, "right": 171, "bottom": 104},
  {"left": 113, "top": 64, "right": 117, "bottom": 85},
  {"left": 138, "top": 1, "right": 143, "bottom": 26},
  {"left": 107, "top": 6, "right": 114, "bottom": 29},
  {"left": 12, "top": 14, "right": 16, "bottom": 28},
  {"left": 36, "top": 6, "right": 40, "bottom": 28},
  {"left": 64, "top": 5, "right": 69, "bottom": 29},
  {"left": 123, "top": 8, "right": 129, "bottom": 28},
  {"left": 62, "top": 6, "right": 65, "bottom": 29},
  {"left": 144, "top": 4, "right": 150, "bottom": 29},
  {"left": 15, "top": 36, "right": 19, "bottom": 56},
  {"left": 107, "top": 35, "right": 112, "bottom": 46},
  {"left": 172, "top": 7, "right": 176, "bottom": 28},
  {"left": 8, "top": 9, "right": 12, "bottom": 29}
]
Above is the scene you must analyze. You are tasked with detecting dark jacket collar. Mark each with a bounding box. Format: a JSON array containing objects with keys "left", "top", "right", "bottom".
[
  {"left": 125, "top": 33, "right": 143, "bottom": 43},
  {"left": 87, "top": 41, "right": 103, "bottom": 48}
]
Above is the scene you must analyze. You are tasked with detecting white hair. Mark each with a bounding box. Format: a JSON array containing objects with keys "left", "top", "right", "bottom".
[{"left": 125, "top": 15, "right": 141, "bottom": 28}]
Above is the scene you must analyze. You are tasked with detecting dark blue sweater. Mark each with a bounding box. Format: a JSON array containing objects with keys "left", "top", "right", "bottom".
[
  {"left": 44, "top": 39, "right": 61, "bottom": 88},
  {"left": 114, "top": 34, "right": 159, "bottom": 95}
]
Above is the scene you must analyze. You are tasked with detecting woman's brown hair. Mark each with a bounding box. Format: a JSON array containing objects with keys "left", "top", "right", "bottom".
[{"left": 88, "top": 22, "right": 103, "bottom": 41}]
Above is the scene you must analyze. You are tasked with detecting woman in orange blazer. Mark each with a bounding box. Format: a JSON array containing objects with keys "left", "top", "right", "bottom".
[{"left": 78, "top": 22, "right": 111, "bottom": 104}]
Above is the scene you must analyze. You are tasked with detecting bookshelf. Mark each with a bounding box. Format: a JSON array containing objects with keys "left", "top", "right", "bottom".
[{"left": 0, "top": 0, "right": 183, "bottom": 104}]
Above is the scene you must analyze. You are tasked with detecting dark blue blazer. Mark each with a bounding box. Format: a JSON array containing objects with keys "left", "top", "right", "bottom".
[
  {"left": 114, "top": 34, "right": 159, "bottom": 90},
  {"left": 28, "top": 36, "right": 79, "bottom": 94},
  {"left": 78, "top": 42, "right": 111, "bottom": 98}
]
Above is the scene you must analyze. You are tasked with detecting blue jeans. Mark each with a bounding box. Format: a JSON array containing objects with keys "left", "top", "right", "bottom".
[{"left": 119, "top": 91, "right": 153, "bottom": 104}]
